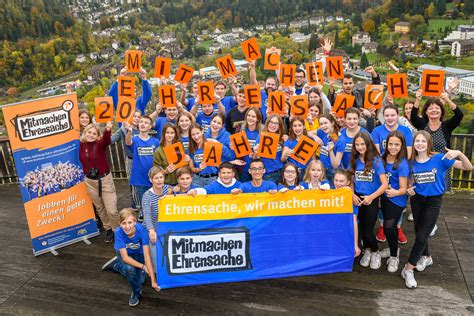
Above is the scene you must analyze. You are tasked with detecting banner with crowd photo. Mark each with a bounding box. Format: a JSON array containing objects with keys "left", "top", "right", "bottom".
[
  {"left": 2, "top": 94, "right": 98, "bottom": 256},
  {"left": 156, "top": 188, "right": 354, "bottom": 289}
]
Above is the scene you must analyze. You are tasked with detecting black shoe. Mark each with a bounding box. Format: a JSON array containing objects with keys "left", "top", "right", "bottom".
[
  {"left": 104, "top": 229, "right": 114, "bottom": 243},
  {"left": 101, "top": 256, "right": 117, "bottom": 271},
  {"left": 137, "top": 213, "right": 144, "bottom": 223}
]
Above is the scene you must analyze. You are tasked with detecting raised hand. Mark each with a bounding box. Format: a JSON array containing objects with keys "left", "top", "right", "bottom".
[{"left": 321, "top": 38, "right": 333, "bottom": 52}]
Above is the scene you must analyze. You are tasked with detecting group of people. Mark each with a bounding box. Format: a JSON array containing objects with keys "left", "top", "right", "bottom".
[
  {"left": 21, "top": 161, "right": 84, "bottom": 200},
  {"left": 76, "top": 40, "right": 471, "bottom": 306}
]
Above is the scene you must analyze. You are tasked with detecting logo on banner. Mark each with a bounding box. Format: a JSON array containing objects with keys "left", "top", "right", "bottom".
[
  {"left": 165, "top": 228, "right": 252, "bottom": 275},
  {"left": 414, "top": 169, "right": 437, "bottom": 184},
  {"left": 11, "top": 100, "right": 74, "bottom": 141}
]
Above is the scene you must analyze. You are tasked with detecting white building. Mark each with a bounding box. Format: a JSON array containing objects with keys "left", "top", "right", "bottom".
[
  {"left": 451, "top": 39, "right": 474, "bottom": 57},
  {"left": 444, "top": 25, "right": 474, "bottom": 41},
  {"left": 458, "top": 76, "right": 474, "bottom": 97},
  {"left": 289, "top": 32, "right": 311, "bottom": 43},
  {"left": 352, "top": 32, "right": 371, "bottom": 46}
]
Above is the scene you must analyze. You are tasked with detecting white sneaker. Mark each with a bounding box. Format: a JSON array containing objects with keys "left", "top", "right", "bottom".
[
  {"left": 401, "top": 267, "right": 417, "bottom": 289},
  {"left": 416, "top": 256, "right": 433, "bottom": 272},
  {"left": 430, "top": 224, "right": 438, "bottom": 237},
  {"left": 380, "top": 248, "right": 391, "bottom": 259},
  {"left": 387, "top": 256, "right": 399, "bottom": 273},
  {"left": 370, "top": 251, "right": 382, "bottom": 270},
  {"left": 407, "top": 213, "right": 414, "bottom": 221},
  {"left": 380, "top": 248, "right": 399, "bottom": 259},
  {"left": 360, "top": 249, "right": 372, "bottom": 267}
]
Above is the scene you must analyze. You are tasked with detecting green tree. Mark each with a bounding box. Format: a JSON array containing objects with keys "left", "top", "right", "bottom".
[
  {"left": 308, "top": 33, "right": 319, "bottom": 52},
  {"left": 360, "top": 52, "right": 369, "bottom": 69}
]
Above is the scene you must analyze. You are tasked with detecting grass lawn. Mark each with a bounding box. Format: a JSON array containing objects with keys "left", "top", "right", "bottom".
[
  {"left": 198, "top": 40, "right": 214, "bottom": 50},
  {"left": 427, "top": 18, "right": 471, "bottom": 34}
]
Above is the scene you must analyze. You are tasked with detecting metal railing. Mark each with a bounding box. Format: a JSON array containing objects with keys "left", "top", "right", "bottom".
[{"left": 1, "top": 135, "right": 473, "bottom": 190}]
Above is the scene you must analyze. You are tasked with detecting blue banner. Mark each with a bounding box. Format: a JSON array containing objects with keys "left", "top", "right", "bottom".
[{"left": 156, "top": 190, "right": 354, "bottom": 288}]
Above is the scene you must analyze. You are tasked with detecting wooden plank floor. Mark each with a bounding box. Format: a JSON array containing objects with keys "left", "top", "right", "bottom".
[{"left": 0, "top": 180, "right": 473, "bottom": 315}]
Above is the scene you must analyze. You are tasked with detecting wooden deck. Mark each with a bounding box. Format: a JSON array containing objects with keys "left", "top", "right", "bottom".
[{"left": 0, "top": 180, "right": 473, "bottom": 315}]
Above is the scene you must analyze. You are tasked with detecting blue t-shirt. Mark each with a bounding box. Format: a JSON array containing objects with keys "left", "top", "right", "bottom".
[
  {"left": 385, "top": 159, "right": 410, "bottom": 207},
  {"left": 180, "top": 136, "right": 190, "bottom": 153},
  {"left": 242, "top": 129, "right": 260, "bottom": 173},
  {"left": 353, "top": 157, "right": 386, "bottom": 195},
  {"left": 129, "top": 136, "right": 160, "bottom": 186},
  {"left": 412, "top": 153, "right": 455, "bottom": 196},
  {"left": 205, "top": 129, "right": 235, "bottom": 162},
  {"left": 335, "top": 127, "right": 369, "bottom": 170},
  {"left": 239, "top": 180, "right": 277, "bottom": 193},
  {"left": 260, "top": 90, "right": 268, "bottom": 122},
  {"left": 191, "top": 148, "right": 219, "bottom": 175},
  {"left": 186, "top": 97, "right": 195, "bottom": 112},
  {"left": 221, "top": 96, "right": 237, "bottom": 114},
  {"left": 371, "top": 124, "right": 413, "bottom": 155},
  {"left": 196, "top": 112, "right": 214, "bottom": 134},
  {"left": 316, "top": 129, "right": 336, "bottom": 169},
  {"left": 114, "top": 223, "right": 149, "bottom": 255},
  {"left": 153, "top": 117, "right": 176, "bottom": 142},
  {"left": 204, "top": 180, "right": 241, "bottom": 194},
  {"left": 353, "top": 204, "right": 359, "bottom": 215},
  {"left": 173, "top": 184, "right": 198, "bottom": 195}
]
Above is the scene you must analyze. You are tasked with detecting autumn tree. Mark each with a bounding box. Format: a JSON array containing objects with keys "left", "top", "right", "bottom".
[{"left": 363, "top": 19, "right": 376, "bottom": 34}]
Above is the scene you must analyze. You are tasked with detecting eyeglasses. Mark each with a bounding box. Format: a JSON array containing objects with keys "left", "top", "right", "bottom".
[
  {"left": 284, "top": 170, "right": 297, "bottom": 174},
  {"left": 269, "top": 121, "right": 279, "bottom": 126},
  {"left": 249, "top": 167, "right": 265, "bottom": 172}
]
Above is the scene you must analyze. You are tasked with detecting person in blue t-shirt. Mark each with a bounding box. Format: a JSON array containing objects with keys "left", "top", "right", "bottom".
[
  {"left": 401, "top": 131, "right": 472, "bottom": 289},
  {"left": 372, "top": 105, "right": 414, "bottom": 157},
  {"left": 277, "top": 163, "right": 305, "bottom": 192},
  {"left": 237, "top": 107, "right": 264, "bottom": 182},
  {"left": 188, "top": 123, "right": 219, "bottom": 187},
  {"left": 101, "top": 208, "right": 159, "bottom": 307},
  {"left": 189, "top": 162, "right": 242, "bottom": 195},
  {"left": 372, "top": 105, "right": 413, "bottom": 247},
  {"left": 172, "top": 166, "right": 198, "bottom": 195},
  {"left": 108, "top": 68, "right": 152, "bottom": 115},
  {"left": 180, "top": 81, "right": 199, "bottom": 112},
  {"left": 333, "top": 169, "right": 361, "bottom": 258},
  {"left": 150, "top": 104, "right": 178, "bottom": 141},
  {"left": 333, "top": 108, "right": 369, "bottom": 170},
  {"left": 215, "top": 79, "right": 238, "bottom": 114},
  {"left": 317, "top": 113, "right": 340, "bottom": 186},
  {"left": 125, "top": 116, "right": 160, "bottom": 219},
  {"left": 350, "top": 131, "right": 388, "bottom": 270},
  {"left": 232, "top": 159, "right": 278, "bottom": 194},
  {"left": 282, "top": 116, "right": 316, "bottom": 176},
  {"left": 380, "top": 131, "right": 410, "bottom": 274},
  {"left": 177, "top": 111, "right": 194, "bottom": 153},
  {"left": 254, "top": 114, "right": 287, "bottom": 184},
  {"left": 204, "top": 113, "right": 235, "bottom": 162}
]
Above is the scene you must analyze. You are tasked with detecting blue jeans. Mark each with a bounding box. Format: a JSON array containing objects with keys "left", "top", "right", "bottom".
[
  {"left": 192, "top": 174, "right": 217, "bottom": 188},
  {"left": 133, "top": 185, "right": 151, "bottom": 215},
  {"left": 325, "top": 168, "right": 336, "bottom": 188},
  {"left": 378, "top": 209, "right": 404, "bottom": 226},
  {"left": 114, "top": 252, "right": 146, "bottom": 295}
]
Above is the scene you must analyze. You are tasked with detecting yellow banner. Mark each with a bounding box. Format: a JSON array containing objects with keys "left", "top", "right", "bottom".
[{"left": 159, "top": 188, "right": 353, "bottom": 222}]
